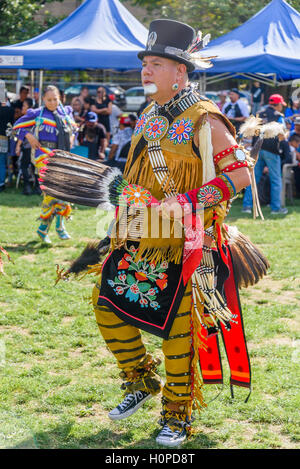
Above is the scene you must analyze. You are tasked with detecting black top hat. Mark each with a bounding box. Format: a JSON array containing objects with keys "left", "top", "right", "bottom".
[{"left": 138, "top": 19, "right": 197, "bottom": 72}]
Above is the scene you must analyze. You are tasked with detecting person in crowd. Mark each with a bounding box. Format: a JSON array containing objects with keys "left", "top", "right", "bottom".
[
  {"left": 71, "top": 97, "right": 84, "bottom": 125},
  {"left": 242, "top": 94, "right": 289, "bottom": 215},
  {"left": 288, "top": 134, "right": 300, "bottom": 164},
  {"left": 217, "top": 90, "right": 227, "bottom": 111},
  {"left": 78, "top": 111, "right": 107, "bottom": 161},
  {"left": 289, "top": 134, "right": 300, "bottom": 197},
  {"left": 106, "top": 114, "right": 133, "bottom": 172},
  {"left": 33, "top": 88, "right": 40, "bottom": 108},
  {"left": 15, "top": 97, "right": 40, "bottom": 195},
  {"left": 109, "top": 97, "right": 123, "bottom": 138},
  {"left": 290, "top": 115, "right": 300, "bottom": 138},
  {"left": 285, "top": 98, "right": 300, "bottom": 131},
  {"left": 0, "top": 91, "right": 15, "bottom": 192},
  {"left": 222, "top": 88, "right": 249, "bottom": 132},
  {"left": 78, "top": 85, "right": 89, "bottom": 105},
  {"left": 13, "top": 85, "right": 76, "bottom": 243},
  {"left": 250, "top": 81, "right": 264, "bottom": 115},
  {"left": 12, "top": 85, "right": 30, "bottom": 120},
  {"left": 138, "top": 95, "right": 152, "bottom": 116},
  {"left": 128, "top": 113, "right": 137, "bottom": 130},
  {"left": 91, "top": 86, "right": 112, "bottom": 143}
]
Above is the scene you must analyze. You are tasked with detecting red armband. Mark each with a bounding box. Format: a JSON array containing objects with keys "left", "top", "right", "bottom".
[
  {"left": 222, "top": 161, "right": 249, "bottom": 172},
  {"left": 177, "top": 174, "right": 236, "bottom": 210},
  {"left": 213, "top": 145, "right": 239, "bottom": 165}
]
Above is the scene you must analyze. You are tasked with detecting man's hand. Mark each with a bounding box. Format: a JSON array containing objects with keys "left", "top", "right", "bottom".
[{"left": 156, "top": 196, "right": 188, "bottom": 219}]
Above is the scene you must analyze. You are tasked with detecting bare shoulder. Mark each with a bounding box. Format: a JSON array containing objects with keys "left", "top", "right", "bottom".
[{"left": 194, "top": 113, "right": 237, "bottom": 155}]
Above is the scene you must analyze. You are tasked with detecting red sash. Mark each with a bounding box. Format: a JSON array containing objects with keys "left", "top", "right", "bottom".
[{"left": 198, "top": 245, "right": 251, "bottom": 399}]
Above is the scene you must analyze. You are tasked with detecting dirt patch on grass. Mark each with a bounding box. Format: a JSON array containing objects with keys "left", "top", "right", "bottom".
[
  {"left": 61, "top": 316, "right": 73, "bottom": 325},
  {"left": 0, "top": 325, "right": 31, "bottom": 336},
  {"left": 248, "top": 336, "right": 294, "bottom": 350},
  {"left": 241, "top": 276, "right": 300, "bottom": 307},
  {"left": 20, "top": 254, "right": 37, "bottom": 262},
  {"left": 268, "top": 424, "right": 299, "bottom": 449}
]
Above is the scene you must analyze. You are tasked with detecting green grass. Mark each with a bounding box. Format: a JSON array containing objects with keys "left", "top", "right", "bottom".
[{"left": 0, "top": 187, "right": 299, "bottom": 449}]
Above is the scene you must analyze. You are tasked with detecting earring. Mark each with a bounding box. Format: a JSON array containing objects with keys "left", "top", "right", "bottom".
[{"left": 172, "top": 83, "right": 179, "bottom": 91}]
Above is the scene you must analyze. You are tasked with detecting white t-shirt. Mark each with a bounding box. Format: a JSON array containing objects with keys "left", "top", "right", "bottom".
[
  {"left": 112, "top": 127, "right": 133, "bottom": 161},
  {"left": 222, "top": 98, "right": 250, "bottom": 119},
  {"left": 109, "top": 104, "right": 122, "bottom": 137}
]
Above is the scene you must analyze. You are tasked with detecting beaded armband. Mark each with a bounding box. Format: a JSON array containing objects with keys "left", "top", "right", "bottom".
[
  {"left": 177, "top": 174, "right": 236, "bottom": 210},
  {"left": 214, "top": 144, "right": 253, "bottom": 172}
]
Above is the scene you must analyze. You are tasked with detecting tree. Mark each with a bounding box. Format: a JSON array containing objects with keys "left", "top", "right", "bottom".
[
  {"left": 125, "top": 0, "right": 300, "bottom": 36},
  {"left": 0, "top": 0, "right": 64, "bottom": 46}
]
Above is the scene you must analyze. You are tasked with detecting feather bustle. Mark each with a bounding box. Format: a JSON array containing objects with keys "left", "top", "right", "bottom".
[{"left": 227, "top": 227, "right": 269, "bottom": 289}]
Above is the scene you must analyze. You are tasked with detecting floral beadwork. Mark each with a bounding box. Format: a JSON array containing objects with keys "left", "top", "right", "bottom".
[
  {"left": 197, "top": 185, "right": 223, "bottom": 207},
  {"left": 107, "top": 246, "right": 169, "bottom": 310},
  {"left": 134, "top": 113, "right": 146, "bottom": 136},
  {"left": 143, "top": 116, "right": 169, "bottom": 142},
  {"left": 121, "top": 184, "right": 152, "bottom": 207},
  {"left": 167, "top": 118, "right": 194, "bottom": 145}
]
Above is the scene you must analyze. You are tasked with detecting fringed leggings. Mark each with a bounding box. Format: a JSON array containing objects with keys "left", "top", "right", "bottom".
[{"left": 92, "top": 279, "right": 193, "bottom": 404}]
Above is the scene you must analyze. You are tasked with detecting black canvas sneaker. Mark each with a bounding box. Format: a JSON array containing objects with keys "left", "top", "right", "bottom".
[
  {"left": 108, "top": 390, "right": 152, "bottom": 420},
  {"left": 156, "top": 422, "right": 187, "bottom": 447}
]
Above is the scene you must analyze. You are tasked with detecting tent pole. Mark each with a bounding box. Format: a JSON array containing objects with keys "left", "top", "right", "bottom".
[
  {"left": 198, "top": 73, "right": 207, "bottom": 93},
  {"left": 16, "top": 69, "right": 22, "bottom": 94},
  {"left": 38, "top": 70, "right": 43, "bottom": 106},
  {"left": 30, "top": 70, "right": 34, "bottom": 98}
]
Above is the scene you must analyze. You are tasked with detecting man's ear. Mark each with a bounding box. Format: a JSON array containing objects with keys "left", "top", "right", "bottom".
[{"left": 176, "top": 63, "right": 187, "bottom": 82}]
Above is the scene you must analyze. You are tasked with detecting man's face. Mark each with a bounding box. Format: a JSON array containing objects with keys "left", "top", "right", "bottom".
[
  {"left": 229, "top": 91, "right": 239, "bottom": 103},
  {"left": 273, "top": 102, "right": 283, "bottom": 112},
  {"left": 22, "top": 102, "right": 29, "bottom": 114},
  {"left": 295, "top": 124, "right": 300, "bottom": 134},
  {"left": 86, "top": 121, "right": 95, "bottom": 128},
  {"left": 97, "top": 87, "right": 105, "bottom": 99},
  {"left": 141, "top": 56, "right": 180, "bottom": 99},
  {"left": 290, "top": 138, "right": 300, "bottom": 149},
  {"left": 20, "top": 89, "right": 29, "bottom": 101},
  {"left": 73, "top": 100, "right": 82, "bottom": 112},
  {"left": 81, "top": 88, "right": 89, "bottom": 98}
]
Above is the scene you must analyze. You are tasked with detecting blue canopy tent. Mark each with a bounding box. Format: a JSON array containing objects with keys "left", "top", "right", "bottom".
[
  {"left": 197, "top": 0, "right": 300, "bottom": 88},
  {"left": 0, "top": 0, "right": 148, "bottom": 71}
]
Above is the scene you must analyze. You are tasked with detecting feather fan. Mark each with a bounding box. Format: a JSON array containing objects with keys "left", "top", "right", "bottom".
[{"left": 39, "top": 150, "right": 129, "bottom": 209}]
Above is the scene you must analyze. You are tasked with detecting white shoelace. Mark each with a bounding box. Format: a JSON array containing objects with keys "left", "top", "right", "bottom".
[
  {"left": 159, "top": 424, "right": 179, "bottom": 437},
  {"left": 118, "top": 391, "right": 145, "bottom": 411}
]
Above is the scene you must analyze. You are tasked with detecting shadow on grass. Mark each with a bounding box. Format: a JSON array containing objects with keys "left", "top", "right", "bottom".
[
  {"left": 29, "top": 423, "right": 217, "bottom": 449},
  {"left": 2, "top": 241, "right": 51, "bottom": 254},
  {"left": 0, "top": 187, "right": 92, "bottom": 211}
]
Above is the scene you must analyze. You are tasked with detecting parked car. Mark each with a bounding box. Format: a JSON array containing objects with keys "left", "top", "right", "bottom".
[
  {"left": 64, "top": 83, "right": 126, "bottom": 108},
  {"left": 124, "top": 86, "right": 146, "bottom": 112}
]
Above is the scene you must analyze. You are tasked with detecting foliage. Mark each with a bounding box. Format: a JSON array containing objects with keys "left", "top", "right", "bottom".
[
  {"left": 0, "top": 0, "right": 64, "bottom": 46},
  {"left": 0, "top": 188, "right": 299, "bottom": 448},
  {"left": 127, "top": 0, "right": 300, "bottom": 36}
]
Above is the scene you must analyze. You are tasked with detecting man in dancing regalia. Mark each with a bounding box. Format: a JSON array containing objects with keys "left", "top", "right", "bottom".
[{"left": 50, "top": 20, "right": 268, "bottom": 447}]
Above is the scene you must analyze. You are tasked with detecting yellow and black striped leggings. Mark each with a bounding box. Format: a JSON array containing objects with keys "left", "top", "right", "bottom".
[{"left": 92, "top": 278, "right": 193, "bottom": 403}]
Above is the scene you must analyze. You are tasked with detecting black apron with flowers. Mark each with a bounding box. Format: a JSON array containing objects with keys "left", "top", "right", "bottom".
[{"left": 98, "top": 242, "right": 185, "bottom": 339}]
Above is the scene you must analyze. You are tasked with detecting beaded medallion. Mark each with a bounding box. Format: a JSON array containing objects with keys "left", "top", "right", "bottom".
[
  {"left": 143, "top": 116, "right": 169, "bottom": 142},
  {"left": 197, "top": 185, "right": 223, "bottom": 207},
  {"left": 121, "top": 184, "right": 152, "bottom": 207},
  {"left": 167, "top": 118, "right": 194, "bottom": 145}
]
